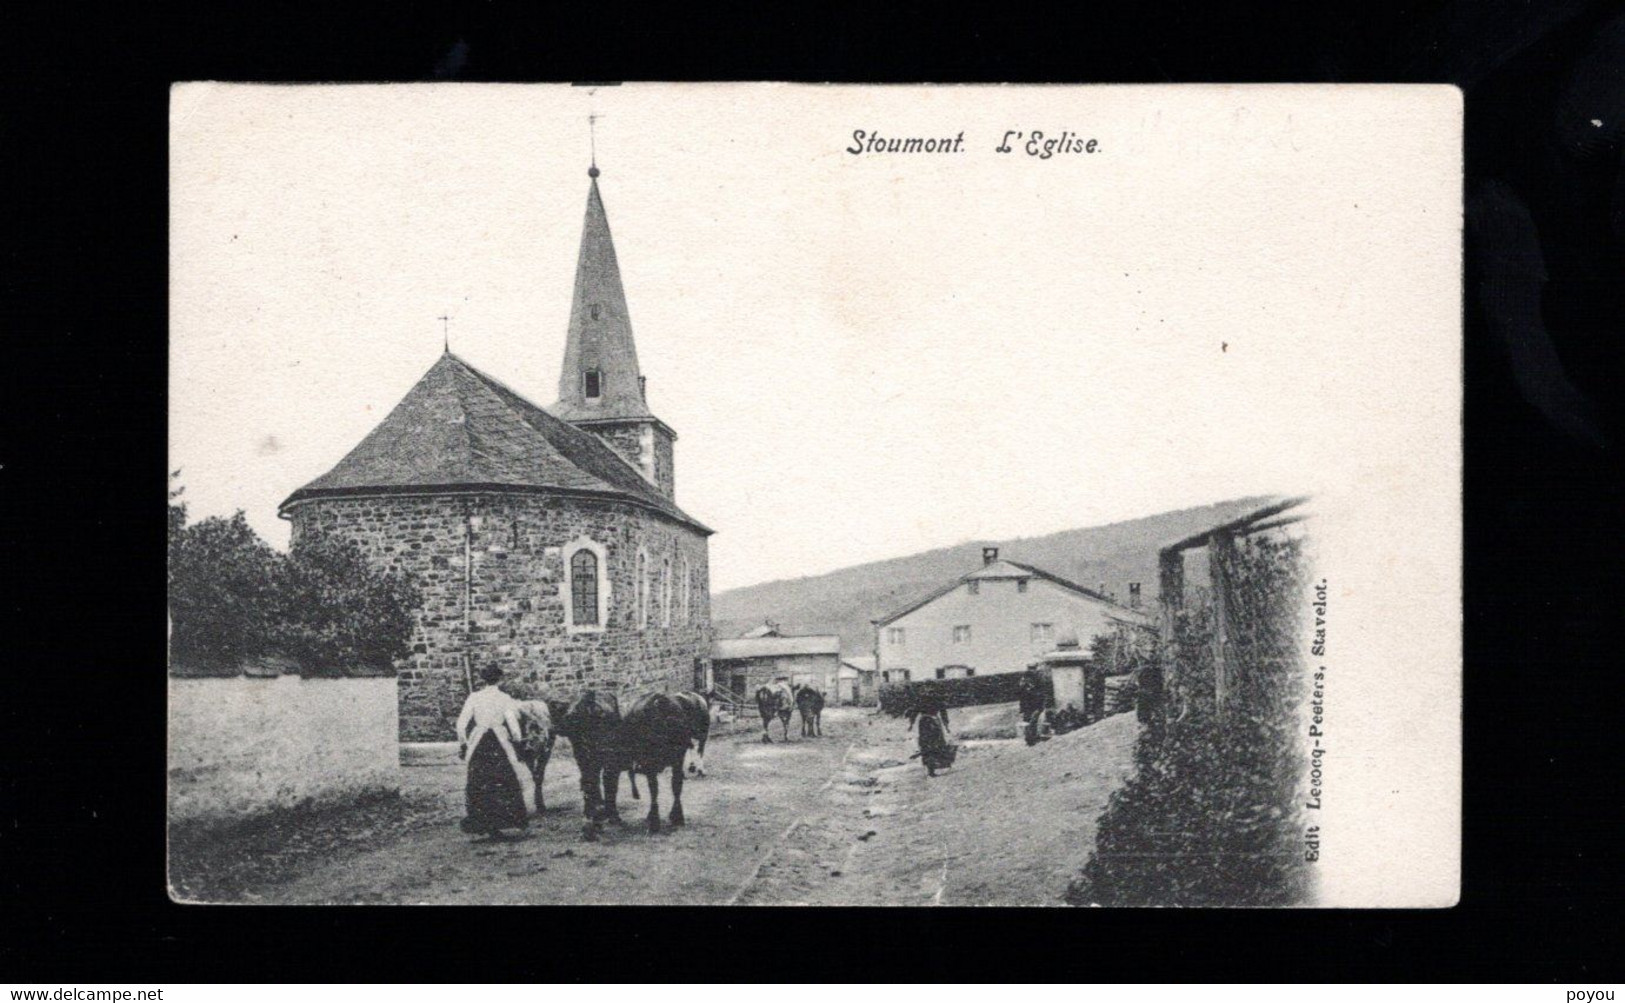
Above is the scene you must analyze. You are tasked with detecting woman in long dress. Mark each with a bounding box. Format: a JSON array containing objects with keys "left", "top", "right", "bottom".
[
  {"left": 455, "top": 665, "right": 529, "bottom": 839},
  {"left": 908, "top": 698, "right": 958, "bottom": 777}
]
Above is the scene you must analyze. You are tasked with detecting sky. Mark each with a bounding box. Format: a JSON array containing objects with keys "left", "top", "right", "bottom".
[{"left": 171, "top": 83, "right": 1457, "bottom": 595}]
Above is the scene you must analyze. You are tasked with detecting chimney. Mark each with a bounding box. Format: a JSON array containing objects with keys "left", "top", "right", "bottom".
[
  {"left": 982, "top": 547, "right": 999, "bottom": 566},
  {"left": 1129, "top": 582, "right": 1142, "bottom": 608},
  {"left": 1099, "top": 582, "right": 1107, "bottom": 597}
]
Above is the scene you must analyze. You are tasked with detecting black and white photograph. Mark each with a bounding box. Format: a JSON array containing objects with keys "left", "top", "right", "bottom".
[{"left": 165, "top": 83, "right": 1462, "bottom": 907}]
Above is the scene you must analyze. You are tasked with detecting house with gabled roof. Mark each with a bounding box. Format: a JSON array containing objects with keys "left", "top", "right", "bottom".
[
  {"left": 711, "top": 623, "right": 841, "bottom": 700},
  {"left": 870, "top": 547, "right": 1154, "bottom": 684},
  {"left": 279, "top": 165, "right": 715, "bottom": 742}
]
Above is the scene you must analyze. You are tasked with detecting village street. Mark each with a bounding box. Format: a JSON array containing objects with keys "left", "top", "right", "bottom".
[{"left": 244, "top": 706, "right": 1141, "bottom": 906}]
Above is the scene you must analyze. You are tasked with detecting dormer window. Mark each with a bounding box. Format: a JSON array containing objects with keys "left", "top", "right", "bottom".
[{"left": 583, "top": 369, "right": 602, "bottom": 399}]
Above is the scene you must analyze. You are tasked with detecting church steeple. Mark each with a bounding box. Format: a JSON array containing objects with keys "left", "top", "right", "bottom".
[
  {"left": 553, "top": 168, "right": 653, "bottom": 423},
  {"left": 552, "top": 165, "right": 679, "bottom": 500}
]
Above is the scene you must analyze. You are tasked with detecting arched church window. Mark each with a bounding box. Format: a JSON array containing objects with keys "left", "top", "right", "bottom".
[
  {"left": 562, "top": 537, "right": 609, "bottom": 634},
  {"left": 584, "top": 369, "right": 602, "bottom": 399},
  {"left": 661, "top": 556, "right": 673, "bottom": 628},
  {"left": 680, "top": 556, "right": 691, "bottom": 625},
  {"left": 637, "top": 550, "right": 649, "bottom": 629},
  {"left": 570, "top": 550, "right": 599, "bottom": 626}
]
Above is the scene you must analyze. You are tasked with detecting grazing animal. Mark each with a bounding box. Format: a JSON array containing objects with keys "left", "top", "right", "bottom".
[
  {"left": 756, "top": 682, "right": 795, "bottom": 743},
  {"left": 513, "top": 698, "right": 559, "bottom": 813},
  {"left": 672, "top": 690, "right": 713, "bottom": 776},
  {"left": 620, "top": 692, "right": 706, "bottom": 834},
  {"left": 556, "top": 690, "right": 637, "bottom": 840},
  {"left": 794, "top": 684, "right": 825, "bottom": 737}
]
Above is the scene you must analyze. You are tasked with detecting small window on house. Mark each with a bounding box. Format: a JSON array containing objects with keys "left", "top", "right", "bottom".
[
  {"left": 1031, "top": 622, "right": 1054, "bottom": 644},
  {"left": 886, "top": 627, "right": 905, "bottom": 645},
  {"left": 885, "top": 669, "right": 911, "bottom": 683},
  {"left": 935, "top": 667, "right": 947, "bottom": 680},
  {"left": 952, "top": 625, "right": 971, "bottom": 644},
  {"left": 967, "top": 581, "right": 979, "bottom": 595},
  {"left": 1017, "top": 579, "right": 1029, "bottom": 593},
  {"left": 570, "top": 550, "right": 599, "bottom": 626},
  {"left": 584, "top": 369, "right": 602, "bottom": 398}
]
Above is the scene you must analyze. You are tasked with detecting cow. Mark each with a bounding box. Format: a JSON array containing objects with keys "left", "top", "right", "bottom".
[
  {"left": 755, "top": 681, "right": 795, "bottom": 743},
  {"left": 513, "top": 698, "right": 560, "bottom": 813},
  {"left": 794, "top": 684, "right": 825, "bottom": 737},
  {"left": 620, "top": 692, "right": 705, "bottom": 834},
  {"left": 556, "top": 690, "right": 636, "bottom": 840},
  {"left": 672, "top": 690, "right": 713, "bottom": 777}
]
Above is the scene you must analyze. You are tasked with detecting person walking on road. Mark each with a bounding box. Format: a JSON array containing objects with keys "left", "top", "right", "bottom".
[
  {"left": 908, "top": 697, "right": 958, "bottom": 777},
  {"left": 455, "top": 664, "right": 530, "bottom": 841}
]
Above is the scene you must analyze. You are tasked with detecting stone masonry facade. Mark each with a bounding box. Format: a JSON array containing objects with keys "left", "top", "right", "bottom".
[
  {"left": 581, "top": 421, "right": 677, "bottom": 500},
  {"left": 289, "top": 491, "right": 713, "bottom": 742}
]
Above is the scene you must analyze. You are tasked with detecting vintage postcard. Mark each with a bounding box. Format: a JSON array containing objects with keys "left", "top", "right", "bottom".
[{"left": 168, "top": 83, "right": 1461, "bottom": 907}]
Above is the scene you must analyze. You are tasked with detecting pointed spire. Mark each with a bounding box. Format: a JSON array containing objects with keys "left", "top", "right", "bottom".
[{"left": 552, "top": 170, "right": 653, "bottom": 422}]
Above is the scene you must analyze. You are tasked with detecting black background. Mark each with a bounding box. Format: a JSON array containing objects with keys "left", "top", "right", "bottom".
[{"left": 3, "top": 0, "right": 1621, "bottom": 982}]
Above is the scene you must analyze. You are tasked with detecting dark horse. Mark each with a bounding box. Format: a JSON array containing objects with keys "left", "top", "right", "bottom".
[
  {"left": 756, "top": 682, "right": 794, "bottom": 743},
  {"left": 794, "top": 684, "right": 825, "bottom": 737},
  {"left": 672, "top": 690, "right": 713, "bottom": 777}
]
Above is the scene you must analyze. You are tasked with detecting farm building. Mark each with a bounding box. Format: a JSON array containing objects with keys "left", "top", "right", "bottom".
[
  {"left": 872, "top": 547, "right": 1155, "bottom": 683},
  {"left": 278, "top": 166, "right": 716, "bottom": 742},
  {"left": 838, "top": 656, "right": 877, "bottom": 705},
  {"left": 712, "top": 624, "right": 841, "bottom": 699}
]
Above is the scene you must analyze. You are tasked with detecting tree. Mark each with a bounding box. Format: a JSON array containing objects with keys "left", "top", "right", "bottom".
[
  {"left": 273, "top": 531, "right": 422, "bottom": 677},
  {"left": 167, "top": 511, "right": 282, "bottom": 671},
  {"left": 167, "top": 469, "right": 188, "bottom": 546}
]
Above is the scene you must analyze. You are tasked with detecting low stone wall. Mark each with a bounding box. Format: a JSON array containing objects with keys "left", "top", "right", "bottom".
[{"left": 168, "top": 675, "right": 399, "bottom": 825}]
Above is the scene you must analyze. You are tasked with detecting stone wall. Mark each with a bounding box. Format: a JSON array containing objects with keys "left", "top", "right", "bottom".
[
  {"left": 168, "top": 674, "right": 398, "bottom": 824},
  {"left": 288, "top": 491, "right": 713, "bottom": 741},
  {"left": 581, "top": 420, "right": 677, "bottom": 499}
]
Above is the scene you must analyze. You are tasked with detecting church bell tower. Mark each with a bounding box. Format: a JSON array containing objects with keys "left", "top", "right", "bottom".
[{"left": 552, "top": 164, "right": 678, "bottom": 499}]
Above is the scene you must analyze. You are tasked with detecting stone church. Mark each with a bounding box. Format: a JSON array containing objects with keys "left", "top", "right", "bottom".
[{"left": 279, "top": 167, "right": 715, "bottom": 741}]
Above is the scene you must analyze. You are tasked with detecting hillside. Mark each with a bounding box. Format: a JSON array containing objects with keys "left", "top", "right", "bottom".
[{"left": 712, "top": 496, "right": 1272, "bottom": 655}]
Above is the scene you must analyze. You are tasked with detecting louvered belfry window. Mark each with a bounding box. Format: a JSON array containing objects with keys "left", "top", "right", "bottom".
[
  {"left": 584, "top": 369, "right": 602, "bottom": 398},
  {"left": 571, "top": 549, "right": 599, "bottom": 626}
]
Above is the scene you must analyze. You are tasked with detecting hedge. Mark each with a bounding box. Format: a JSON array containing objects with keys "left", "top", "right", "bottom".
[
  {"left": 1069, "top": 533, "right": 1312, "bottom": 906},
  {"left": 877, "top": 668, "right": 1055, "bottom": 717}
]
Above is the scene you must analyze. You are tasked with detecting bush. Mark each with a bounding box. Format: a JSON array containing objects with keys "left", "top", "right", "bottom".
[
  {"left": 1070, "top": 533, "right": 1311, "bottom": 907},
  {"left": 878, "top": 670, "right": 1042, "bottom": 717},
  {"left": 168, "top": 511, "right": 283, "bottom": 672},
  {"left": 272, "top": 532, "right": 422, "bottom": 677},
  {"left": 167, "top": 478, "right": 420, "bottom": 677}
]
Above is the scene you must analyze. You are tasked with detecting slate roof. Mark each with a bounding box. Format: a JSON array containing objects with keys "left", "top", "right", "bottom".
[
  {"left": 279, "top": 352, "right": 711, "bottom": 534},
  {"left": 841, "top": 655, "right": 876, "bottom": 673},
  {"left": 552, "top": 177, "right": 658, "bottom": 424},
  {"left": 871, "top": 560, "right": 1153, "bottom": 627},
  {"left": 713, "top": 635, "right": 842, "bottom": 660}
]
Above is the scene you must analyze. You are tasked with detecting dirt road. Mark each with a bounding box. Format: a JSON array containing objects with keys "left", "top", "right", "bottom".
[{"left": 250, "top": 705, "right": 1139, "bottom": 905}]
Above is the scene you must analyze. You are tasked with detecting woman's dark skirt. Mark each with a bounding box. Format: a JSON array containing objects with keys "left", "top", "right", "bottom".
[
  {"left": 461, "top": 731, "right": 529, "bottom": 836},
  {"left": 918, "top": 715, "right": 958, "bottom": 771}
]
